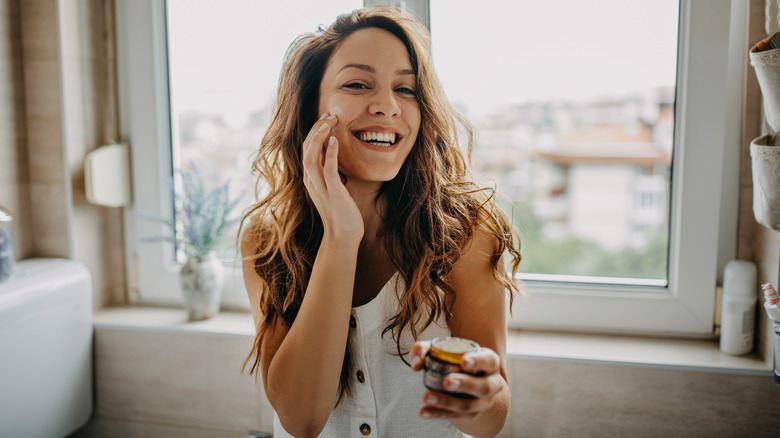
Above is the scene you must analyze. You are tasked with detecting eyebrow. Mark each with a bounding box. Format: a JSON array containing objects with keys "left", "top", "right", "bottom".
[{"left": 339, "top": 63, "right": 415, "bottom": 76}]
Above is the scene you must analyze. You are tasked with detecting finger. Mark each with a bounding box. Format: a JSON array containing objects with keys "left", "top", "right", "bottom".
[
  {"left": 302, "top": 115, "right": 338, "bottom": 192},
  {"left": 303, "top": 120, "right": 332, "bottom": 169},
  {"left": 322, "top": 136, "right": 342, "bottom": 190},
  {"left": 302, "top": 113, "right": 328, "bottom": 154},
  {"left": 409, "top": 340, "right": 431, "bottom": 371},
  {"left": 420, "top": 390, "right": 487, "bottom": 419},
  {"left": 460, "top": 347, "right": 500, "bottom": 375},
  {"left": 443, "top": 372, "right": 505, "bottom": 399},
  {"left": 420, "top": 406, "right": 478, "bottom": 421}
]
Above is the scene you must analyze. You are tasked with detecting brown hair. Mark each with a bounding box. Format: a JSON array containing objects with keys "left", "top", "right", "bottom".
[{"left": 240, "top": 5, "right": 522, "bottom": 402}]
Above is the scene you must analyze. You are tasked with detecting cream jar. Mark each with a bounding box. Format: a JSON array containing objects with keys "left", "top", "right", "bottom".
[{"left": 423, "top": 337, "right": 480, "bottom": 398}]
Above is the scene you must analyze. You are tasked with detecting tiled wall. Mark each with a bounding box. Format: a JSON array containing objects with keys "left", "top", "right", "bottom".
[
  {"left": 58, "top": 0, "right": 127, "bottom": 308},
  {"left": 0, "top": 0, "right": 31, "bottom": 258},
  {"left": 75, "top": 326, "right": 780, "bottom": 438},
  {"left": 0, "top": 0, "right": 126, "bottom": 308},
  {"left": 19, "top": 0, "right": 70, "bottom": 258}
]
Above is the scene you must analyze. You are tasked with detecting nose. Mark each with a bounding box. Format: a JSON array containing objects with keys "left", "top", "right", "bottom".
[{"left": 368, "top": 87, "right": 400, "bottom": 117}]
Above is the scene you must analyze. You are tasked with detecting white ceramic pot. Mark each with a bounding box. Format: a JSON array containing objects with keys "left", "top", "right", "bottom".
[{"left": 180, "top": 251, "right": 224, "bottom": 321}]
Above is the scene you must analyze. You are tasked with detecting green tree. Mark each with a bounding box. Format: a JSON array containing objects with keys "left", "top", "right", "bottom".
[{"left": 503, "top": 199, "right": 668, "bottom": 281}]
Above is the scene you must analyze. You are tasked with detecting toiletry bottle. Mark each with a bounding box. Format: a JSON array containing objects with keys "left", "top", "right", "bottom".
[
  {"left": 761, "top": 283, "right": 780, "bottom": 383},
  {"left": 720, "top": 260, "right": 757, "bottom": 355},
  {"left": 762, "top": 283, "right": 780, "bottom": 321}
]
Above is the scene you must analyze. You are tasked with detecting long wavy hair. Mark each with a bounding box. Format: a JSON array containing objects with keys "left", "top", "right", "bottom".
[{"left": 240, "top": 6, "right": 522, "bottom": 402}]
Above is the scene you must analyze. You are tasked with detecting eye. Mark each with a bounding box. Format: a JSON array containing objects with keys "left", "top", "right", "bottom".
[
  {"left": 396, "top": 87, "right": 416, "bottom": 96},
  {"left": 344, "top": 82, "right": 369, "bottom": 90}
]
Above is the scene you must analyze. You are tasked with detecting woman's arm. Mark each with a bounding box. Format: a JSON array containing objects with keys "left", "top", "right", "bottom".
[
  {"left": 243, "top": 235, "right": 359, "bottom": 438},
  {"left": 410, "top": 225, "right": 511, "bottom": 438},
  {"left": 243, "top": 115, "right": 364, "bottom": 438}
]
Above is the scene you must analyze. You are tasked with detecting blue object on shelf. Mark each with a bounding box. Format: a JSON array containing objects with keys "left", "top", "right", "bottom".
[{"left": 0, "top": 206, "right": 14, "bottom": 282}]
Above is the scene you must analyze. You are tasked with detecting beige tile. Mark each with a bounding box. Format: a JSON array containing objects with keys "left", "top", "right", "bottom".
[
  {"left": 94, "top": 328, "right": 270, "bottom": 434},
  {"left": 71, "top": 417, "right": 262, "bottom": 438},
  {"left": 69, "top": 205, "right": 129, "bottom": 309},
  {"left": 103, "top": 208, "right": 128, "bottom": 307},
  {"left": 19, "top": 0, "right": 60, "bottom": 59},
  {"left": 0, "top": 129, "right": 24, "bottom": 186},
  {"left": 28, "top": 181, "right": 70, "bottom": 257},
  {"left": 507, "top": 358, "right": 780, "bottom": 437},
  {"left": 737, "top": 184, "right": 756, "bottom": 261},
  {"left": 90, "top": 313, "right": 780, "bottom": 438}
]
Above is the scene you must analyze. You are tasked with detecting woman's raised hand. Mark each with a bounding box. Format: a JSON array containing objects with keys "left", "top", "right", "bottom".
[{"left": 302, "top": 113, "right": 364, "bottom": 242}]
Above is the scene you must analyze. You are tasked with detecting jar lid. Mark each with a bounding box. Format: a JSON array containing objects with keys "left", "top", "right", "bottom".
[
  {"left": 0, "top": 206, "right": 13, "bottom": 223},
  {"left": 429, "top": 337, "right": 480, "bottom": 364}
]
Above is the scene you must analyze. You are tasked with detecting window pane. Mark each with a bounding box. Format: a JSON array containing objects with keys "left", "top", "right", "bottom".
[
  {"left": 431, "top": 0, "right": 678, "bottom": 283},
  {"left": 165, "top": 0, "right": 362, "bottom": 259}
]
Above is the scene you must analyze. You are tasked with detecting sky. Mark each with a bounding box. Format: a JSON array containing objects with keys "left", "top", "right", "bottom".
[{"left": 167, "top": 0, "right": 678, "bottom": 126}]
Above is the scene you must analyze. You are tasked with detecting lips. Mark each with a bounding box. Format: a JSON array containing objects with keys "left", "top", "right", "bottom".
[{"left": 354, "top": 130, "right": 400, "bottom": 147}]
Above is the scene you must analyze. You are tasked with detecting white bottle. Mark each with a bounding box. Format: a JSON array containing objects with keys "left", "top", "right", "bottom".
[{"left": 720, "top": 260, "right": 757, "bottom": 355}]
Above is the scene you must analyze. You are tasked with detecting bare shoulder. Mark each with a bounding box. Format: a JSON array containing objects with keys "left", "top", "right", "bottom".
[
  {"left": 239, "top": 212, "right": 269, "bottom": 258},
  {"left": 451, "top": 224, "right": 502, "bottom": 280}
]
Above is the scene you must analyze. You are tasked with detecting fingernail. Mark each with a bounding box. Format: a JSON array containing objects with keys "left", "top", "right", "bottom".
[
  {"left": 411, "top": 355, "right": 421, "bottom": 368},
  {"left": 421, "top": 411, "right": 432, "bottom": 419},
  {"left": 425, "top": 394, "right": 438, "bottom": 405},
  {"left": 319, "top": 113, "right": 328, "bottom": 120},
  {"left": 327, "top": 114, "right": 337, "bottom": 120},
  {"left": 447, "top": 378, "right": 460, "bottom": 391},
  {"left": 318, "top": 123, "right": 329, "bottom": 132},
  {"left": 462, "top": 357, "right": 474, "bottom": 369},
  {"left": 329, "top": 136, "right": 336, "bottom": 146}
]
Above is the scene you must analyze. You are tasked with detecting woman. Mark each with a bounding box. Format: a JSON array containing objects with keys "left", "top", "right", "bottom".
[{"left": 240, "top": 6, "right": 522, "bottom": 437}]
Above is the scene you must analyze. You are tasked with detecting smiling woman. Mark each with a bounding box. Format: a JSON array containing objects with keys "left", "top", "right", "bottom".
[{"left": 239, "top": 6, "right": 522, "bottom": 438}]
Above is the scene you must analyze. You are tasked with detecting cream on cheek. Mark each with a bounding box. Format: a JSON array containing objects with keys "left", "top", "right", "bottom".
[{"left": 324, "top": 94, "right": 350, "bottom": 133}]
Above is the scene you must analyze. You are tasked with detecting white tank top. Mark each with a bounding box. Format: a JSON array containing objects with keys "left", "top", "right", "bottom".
[{"left": 272, "top": 272, "right": 469, "bottom": 438}]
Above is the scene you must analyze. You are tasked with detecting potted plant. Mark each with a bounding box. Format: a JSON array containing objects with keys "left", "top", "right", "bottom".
[{"left": 141, "top": 163, "right": 243, "bottom": 321}]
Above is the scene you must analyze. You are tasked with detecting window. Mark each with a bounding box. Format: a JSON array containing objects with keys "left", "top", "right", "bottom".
[
  {"left": 117, "top": 0, "right": 362, "bottom": 307},
  {"left": 117, "top": 0, "right": 744, "bottom": 335}
]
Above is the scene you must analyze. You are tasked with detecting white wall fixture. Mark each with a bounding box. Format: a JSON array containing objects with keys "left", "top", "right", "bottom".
[{"left": 85, "top": 142, "right": 133, "bottom": 207}]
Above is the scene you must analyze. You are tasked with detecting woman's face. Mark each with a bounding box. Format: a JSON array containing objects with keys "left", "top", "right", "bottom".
[{"left": 317, "top": 27, "right": 421, "bottom": 187}]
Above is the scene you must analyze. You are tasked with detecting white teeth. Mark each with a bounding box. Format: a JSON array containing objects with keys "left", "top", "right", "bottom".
[{"left": 358, "top": 131, "right": 396, "bottom": 145}]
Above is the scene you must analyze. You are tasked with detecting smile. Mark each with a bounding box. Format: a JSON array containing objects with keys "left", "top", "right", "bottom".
[{"left": 355, "top": 131, "right": 399, "bottom": 147}]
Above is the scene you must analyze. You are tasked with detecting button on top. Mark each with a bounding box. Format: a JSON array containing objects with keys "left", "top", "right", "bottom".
[
  {"left": 360, "top": 423, "right": 371, "bottom": 435},
  {"left": 349, "top": 315, "right": 357, "bottom": 328},
  {"left": 356, "top": 370, "right": 365, "bottom": 383}
]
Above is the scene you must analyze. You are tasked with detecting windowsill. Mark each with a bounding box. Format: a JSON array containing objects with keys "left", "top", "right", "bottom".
[
  {"left": 506, "top": 329, "right": 771, "bottom": 375},
  {"left": 92, "top": 306, "right": 772, "bottom": 376}
]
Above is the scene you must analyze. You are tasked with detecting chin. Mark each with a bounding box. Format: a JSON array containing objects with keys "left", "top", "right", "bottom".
[{"left": 340, "top": 165, "right": 403, "bottom": 185}]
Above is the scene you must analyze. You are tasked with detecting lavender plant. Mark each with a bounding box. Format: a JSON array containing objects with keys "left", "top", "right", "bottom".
[{"left": 140, "top": 163, "right": 243, "bottom": 260}]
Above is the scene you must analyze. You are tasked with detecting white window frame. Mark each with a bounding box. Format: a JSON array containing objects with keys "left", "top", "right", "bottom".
[{"left": 117, "top": 0, "right": 745, "bottom": 336}]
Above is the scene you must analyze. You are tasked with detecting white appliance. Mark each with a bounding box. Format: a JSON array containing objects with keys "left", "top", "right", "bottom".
[{"left": 0, "top": 258, "right": 93, "bottom": 438}]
